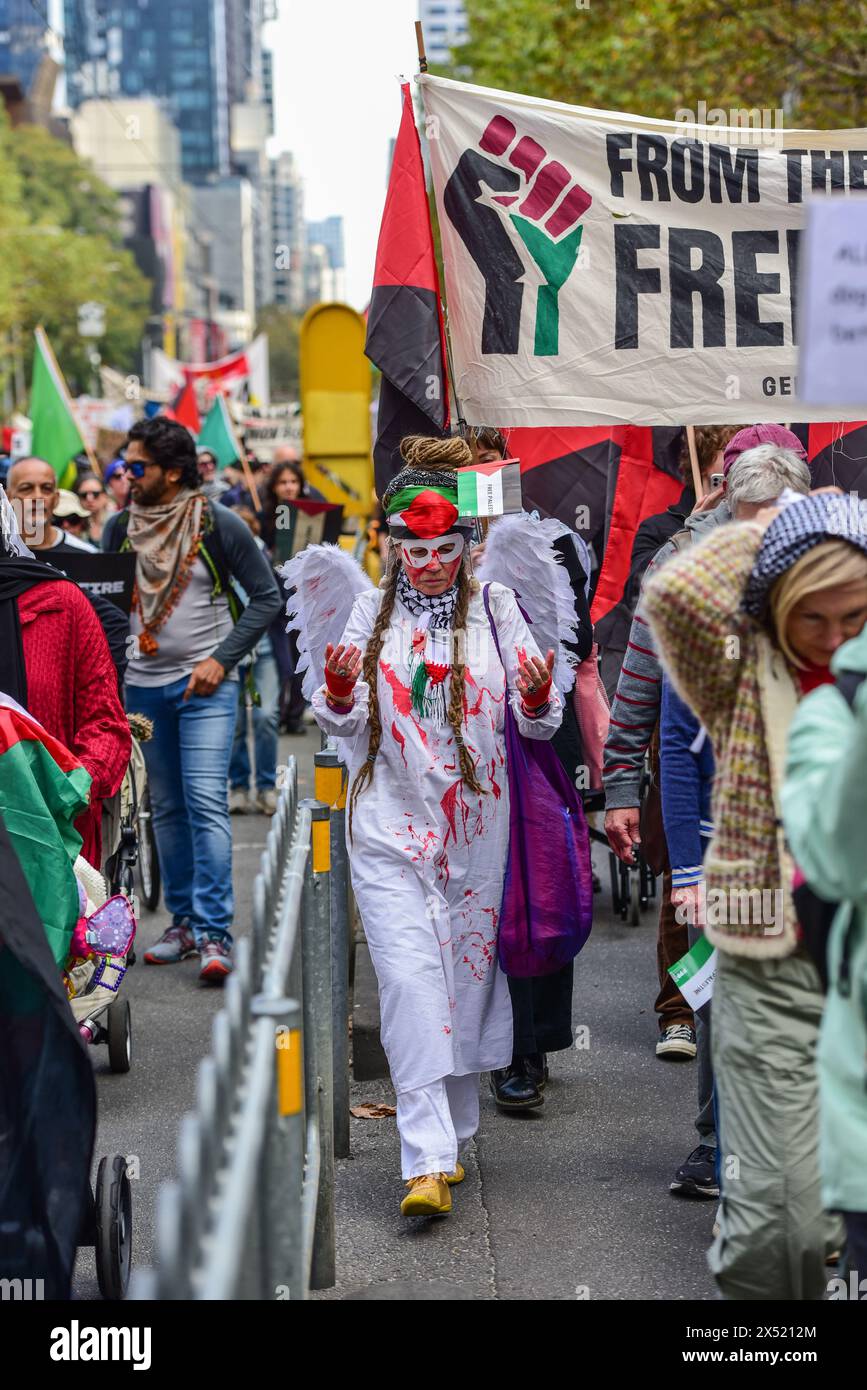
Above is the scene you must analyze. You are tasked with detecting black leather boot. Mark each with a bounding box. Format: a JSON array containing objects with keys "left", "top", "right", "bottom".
[
  {"left": 489, "top": 1057, "right": 544, "bottom": 1111},
  {"left": 522, "top": 1052, "right": 549, "bottom": 1091}
]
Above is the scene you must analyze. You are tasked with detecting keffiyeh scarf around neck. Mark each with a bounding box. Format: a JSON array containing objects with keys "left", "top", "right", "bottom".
[
  {"left": 395, "top": 569, "right": 462, "bottom": 724},
  {"left": 127, "top": 487, "right": 205, "bottom": 652},
  {"left": 396, "top": 567, "right": 459, "bottom": 628}
]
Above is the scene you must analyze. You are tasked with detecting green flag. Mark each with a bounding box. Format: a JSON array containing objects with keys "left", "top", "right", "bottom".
[
  {"left": 197, "top": 396, "right": 242, "bottom": 470},
  {"left": 29, "top": 327, "right": 86, "bottom": 485}
]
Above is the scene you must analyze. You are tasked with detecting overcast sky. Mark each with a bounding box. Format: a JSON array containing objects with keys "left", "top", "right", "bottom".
[{"left": 267, "top": 0, "right": 421, "bottom": 309}]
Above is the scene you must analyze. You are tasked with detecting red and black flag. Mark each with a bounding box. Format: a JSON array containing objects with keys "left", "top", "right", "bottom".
[
  {"left": 792, "top": 421, "right": 867, "bottom": 489},
  {"left": 503, "top": 424, "right": 682, "bottom": 599},
  {"left": 366, "top": 83, "right": 450, "bottom": 495},
  {"left": 163, "top": 378, "right": 201, "bottom": 436}
]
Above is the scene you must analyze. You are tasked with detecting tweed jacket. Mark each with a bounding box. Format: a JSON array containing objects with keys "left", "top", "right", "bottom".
[{"left": 643, "top": 521, "right": 801, "bottom": 958}]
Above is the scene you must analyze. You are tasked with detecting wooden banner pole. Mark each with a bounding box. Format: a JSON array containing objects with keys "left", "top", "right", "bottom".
[{"left": 415, "top": 20, "right": 428, "bottom": 72}]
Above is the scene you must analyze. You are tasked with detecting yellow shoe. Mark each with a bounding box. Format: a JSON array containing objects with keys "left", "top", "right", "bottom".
[
  {"left": 400, "top": 1173, "right": 452, "bottom": 1217},
  {"left": 445, "top": 1162, "right": 465, "bottom": 1185}
]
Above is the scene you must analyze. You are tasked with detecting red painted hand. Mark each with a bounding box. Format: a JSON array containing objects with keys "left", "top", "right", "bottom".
[{"left": 324, "top": 642, "right": 363, "bottom": 704}]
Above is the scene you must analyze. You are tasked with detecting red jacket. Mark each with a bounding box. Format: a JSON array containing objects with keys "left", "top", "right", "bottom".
[{"left": 18, "top": 581, "right": 131, "bottom": 866}]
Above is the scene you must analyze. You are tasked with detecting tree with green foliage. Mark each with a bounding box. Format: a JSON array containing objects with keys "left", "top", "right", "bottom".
[
  {"left": 447, "top": 0, "right": 867, "bottom": 130},
  {"left": 0, "top": 108, "right": 151, "bottom": 399},
  {"left": 255, "top": 304, "right": 302, "bottom": 401}
]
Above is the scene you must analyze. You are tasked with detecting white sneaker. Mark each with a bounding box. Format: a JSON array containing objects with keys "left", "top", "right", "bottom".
[
  {"left": 228, "top": 787, "right": 253, "bottom": 815},
  {"left": 255, "top": 788, "right": 278, "bottom": 816}
]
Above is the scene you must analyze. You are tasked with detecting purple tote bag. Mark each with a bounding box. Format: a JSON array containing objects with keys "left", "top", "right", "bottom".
[{"left": 483, "top": 586, "right": 593, "bottom": 977}]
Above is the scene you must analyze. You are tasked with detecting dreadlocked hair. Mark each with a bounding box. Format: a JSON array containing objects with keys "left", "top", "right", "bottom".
[
  {"left": 398, "top": 434, "right": 473, "bottom": 472},
  {"left": 347, "top": 553, "right": 486, "bottom": 840}
]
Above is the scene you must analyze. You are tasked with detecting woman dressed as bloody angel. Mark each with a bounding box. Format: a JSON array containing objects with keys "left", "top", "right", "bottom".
[{"left": 312, "top": 435, "right": 563, "bottom": 1217}]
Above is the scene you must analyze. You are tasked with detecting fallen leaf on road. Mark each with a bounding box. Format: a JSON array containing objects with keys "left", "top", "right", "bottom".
[{"left": 350, "top": 1102, "right": 397, "bottom": 1119}]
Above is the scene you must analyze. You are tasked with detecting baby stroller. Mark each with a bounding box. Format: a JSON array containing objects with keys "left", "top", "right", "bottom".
[{"left": 64, "top": 858, "right": 137, "bottom": 1297}]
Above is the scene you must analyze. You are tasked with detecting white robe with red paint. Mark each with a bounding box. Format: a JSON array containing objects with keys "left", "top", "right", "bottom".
[{"left": 312, "top": 580, "right": 562, "bottom": 1094}]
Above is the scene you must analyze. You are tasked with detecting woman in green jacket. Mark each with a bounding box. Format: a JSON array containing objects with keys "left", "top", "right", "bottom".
[{"left": 782, "top": 621, "right": 867, "bottom": 1288}]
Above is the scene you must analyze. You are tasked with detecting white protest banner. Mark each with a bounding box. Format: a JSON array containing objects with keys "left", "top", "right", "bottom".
[
  {"left": 798, "top": 195, "right": 867, "bottom": 405},
  {"left": 421, "top": 73, "right": 867, "bottom": 427}
]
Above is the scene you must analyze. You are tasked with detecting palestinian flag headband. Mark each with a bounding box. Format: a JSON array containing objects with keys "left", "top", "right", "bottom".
[{"left": 383, "top": 467, "right": 474, "bottom": 541}]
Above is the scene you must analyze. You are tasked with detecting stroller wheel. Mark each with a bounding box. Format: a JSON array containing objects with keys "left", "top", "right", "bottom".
[
  {"left": 137, "top": 787, "right": 161, "bottom": 913},
  {"left": 629, "top": 871, "right": 642, "bottom": 926},
  {"left": 95, "top": 1155, "right": 133, "bottom": 1300},
  {"left": 107, "top": 999, "right": 132, "bottom": 1074}
]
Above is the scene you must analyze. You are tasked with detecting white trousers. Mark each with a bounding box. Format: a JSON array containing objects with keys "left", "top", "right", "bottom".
[{"left": 396, "top": 1072, "right": 480, "bottom": 1179}]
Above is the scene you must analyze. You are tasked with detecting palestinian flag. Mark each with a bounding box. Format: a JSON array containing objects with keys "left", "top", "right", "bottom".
[
  {"left": 0, "top": 695, "right": 90, "bottom": 967},
  {"left": 164, "top": 378, "right": 201, "bottom": 435},
  {"left": 198, "top": 395, "right": 243, "bottom": 469},
  {"left": 29, "top": 326, "right": 86, "bottom": 488},
  {"left": 366, "top": 83, "right": 450, "bottom": 495},
  {"left": 457, "top": 459, "right": 522, "bottom": 518}
]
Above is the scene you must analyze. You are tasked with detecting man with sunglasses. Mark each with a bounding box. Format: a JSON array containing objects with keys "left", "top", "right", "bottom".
[{"left": 104, "top": 418, "right": 282, "bottom": 984}]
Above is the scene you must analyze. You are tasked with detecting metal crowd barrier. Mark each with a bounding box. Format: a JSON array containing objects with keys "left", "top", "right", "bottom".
[{"left": 130, "top": 749, "right": 352, "bottom": 1300}]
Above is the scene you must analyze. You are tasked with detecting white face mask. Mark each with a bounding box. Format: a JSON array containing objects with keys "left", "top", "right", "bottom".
[{"left": 400, "top": 532, "right": 465, "bottom": 571}]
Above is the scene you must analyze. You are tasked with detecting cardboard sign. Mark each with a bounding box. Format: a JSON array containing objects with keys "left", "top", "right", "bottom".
[
  {"left": 273, "top": 499, "right": 344, "bottom": 562},
  {"left": 798, "top": 196, "right": 867, "bottom": 405},
  {"left": 49, "top": 550, "right": 137, "bottom": 614}
]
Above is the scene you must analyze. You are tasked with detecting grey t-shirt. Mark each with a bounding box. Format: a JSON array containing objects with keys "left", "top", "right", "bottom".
[{"left": 126, "top": 558, "right": 239, "bottom": 687}]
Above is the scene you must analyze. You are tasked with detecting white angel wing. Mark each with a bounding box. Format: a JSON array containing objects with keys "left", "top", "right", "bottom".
[
  {"left": 477, "top": 511, "right": 580, "bottom": 692},
  {"left": 280, "top": 543, "right": 373, "bottom": 701}
]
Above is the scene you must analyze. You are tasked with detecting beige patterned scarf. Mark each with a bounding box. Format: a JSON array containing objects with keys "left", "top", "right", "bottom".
[{"left": 127, "top": 488, "right": 206, "bottom": 650}]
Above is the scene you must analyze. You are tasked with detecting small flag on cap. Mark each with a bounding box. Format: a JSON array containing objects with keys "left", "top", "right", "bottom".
[{"left": 456, "top": 459, "right": 523, "bottom": 518}]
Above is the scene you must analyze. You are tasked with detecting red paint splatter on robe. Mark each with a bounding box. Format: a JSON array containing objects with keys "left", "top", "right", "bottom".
[
  {"left": 391, "top": 721, "right": 407, "bottom": 768},
  {"left": 441, "top": 778, "right": 487, "bottom": 851},
  {"left": 380, "top": 660, "right": 412, "bottom": 715}
]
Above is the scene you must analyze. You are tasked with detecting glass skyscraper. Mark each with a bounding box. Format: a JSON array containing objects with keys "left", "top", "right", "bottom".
[{"left": 63, "top": 0, "right": 231, "bottom": 181}]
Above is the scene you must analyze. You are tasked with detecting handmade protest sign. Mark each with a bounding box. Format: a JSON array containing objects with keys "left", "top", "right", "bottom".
[
  {"left": 457, "top": 459, "right": 522, "bottom": 517},
  {"left": 798, "top": 196, "right": 867, "bottom": 405},
  {"left": 421, "top": 73, "right": 867, "bottom": 427}
]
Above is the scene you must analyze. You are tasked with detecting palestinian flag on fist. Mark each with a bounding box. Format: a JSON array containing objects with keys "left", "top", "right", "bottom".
[{"left": 367, "top": 83, "right": 450, "bottom": 494}]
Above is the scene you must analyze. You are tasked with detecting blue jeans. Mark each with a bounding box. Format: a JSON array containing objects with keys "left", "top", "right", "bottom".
[
  {"left": 229, "top": 651, "right": 279, "bottom": 791},
  {"left": 129, "top": 676, "right": 237, "bottom": 944}
]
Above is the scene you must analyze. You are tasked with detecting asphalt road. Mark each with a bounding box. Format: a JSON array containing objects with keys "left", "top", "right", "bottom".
[
  {"left": 73, "top": 731, "right": 717, "bottom": 1302},
  {"left": 317, "top": 830, "right": 719, "bottom": 1303}
]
